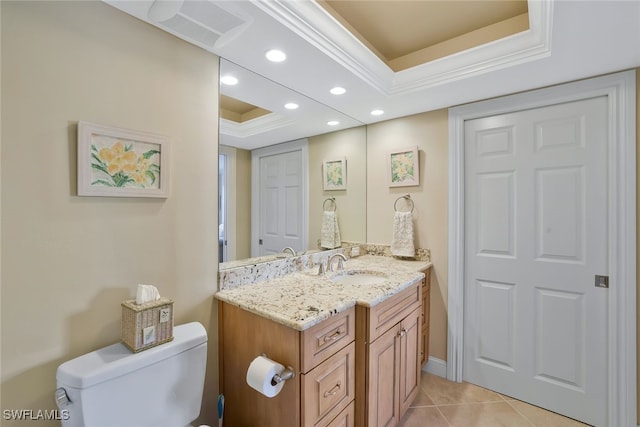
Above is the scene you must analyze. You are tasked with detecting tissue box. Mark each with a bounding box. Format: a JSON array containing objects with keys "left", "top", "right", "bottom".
[{"left": 121, "top": 298, "right": 174, "bottom": 352}]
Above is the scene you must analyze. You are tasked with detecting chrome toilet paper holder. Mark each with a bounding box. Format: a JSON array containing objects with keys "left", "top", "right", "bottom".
[
  {"left": 271, "top": 368, "right": 295, "bottom": 386},
  {"left": 261, "top": 353, "right": 295, "bottom": 386}
]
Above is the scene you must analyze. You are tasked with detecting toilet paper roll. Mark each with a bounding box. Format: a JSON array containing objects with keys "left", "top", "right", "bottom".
[{"left": 246, "top": 356, "right": 286, "bottom": 398}]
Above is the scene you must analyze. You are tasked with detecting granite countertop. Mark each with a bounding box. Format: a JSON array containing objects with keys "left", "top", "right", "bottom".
[{"left": 215, "top": 255, "right": 432, "bottom": 331}]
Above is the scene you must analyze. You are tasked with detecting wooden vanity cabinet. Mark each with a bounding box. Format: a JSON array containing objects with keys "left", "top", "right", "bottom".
[
  {"left": 355, "top": 282, "right": 423, "bottom": 427},
  {"left": 420, "top": 267, "right": 431, "bottom": 367},
  {"left": 218, "top": 301, "right": 355, "bottom": 427}
]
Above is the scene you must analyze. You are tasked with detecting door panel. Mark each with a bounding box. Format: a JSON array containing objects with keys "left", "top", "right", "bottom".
[
  {"left": 464, "top": 96, "right": 608, "bottom": 426},
  {"left": 257, "top": 147, "right": 304, "bottom": 255},
  {"left": 476, "top": 172, "right": 515, "bottom": 257},
  {"left": 534, "top": 288, "right": 585, "bottom": 390},
  {"left": 474, "top": 280, "right": 515, "bottom": 371},
  {"left": 536, "top": 167, "right": 584, "bottom": 262}
]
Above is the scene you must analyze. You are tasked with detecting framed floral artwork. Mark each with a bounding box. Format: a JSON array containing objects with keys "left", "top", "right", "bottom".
[
  {"left": 323, "top": 157, "right": 347, "bottom": 190},
  {"left": 77, "top": 121, "right": 169, "bottom": 197},
  {"left": 388, "top": 146, "right": 419, "bottom": 187}
]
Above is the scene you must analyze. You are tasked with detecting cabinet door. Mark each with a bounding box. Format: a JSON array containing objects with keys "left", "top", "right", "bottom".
[
  {"left": 367, "top": 325, "right": 400, "bottom": 427},
  {"left": 399, "top": 307, "right": 422, "bottom": 418}
]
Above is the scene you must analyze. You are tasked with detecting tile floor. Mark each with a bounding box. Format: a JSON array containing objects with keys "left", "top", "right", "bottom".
[{"left": 398, "top": 373, "right": 591, "bottom": 427}]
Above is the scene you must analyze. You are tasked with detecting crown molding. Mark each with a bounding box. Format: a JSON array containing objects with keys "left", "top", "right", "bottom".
[
  {"left": 392, "top": 0, "right": 553, "bottom": 94},
  {"left": 219, "top": 114, "right": 295, "bottom": 138},
  {"left": 253, "top": 0, "right": 554, "bottom": 96},
  {"left": 251, "top": 0, "right": 394, "bottom": 94}
]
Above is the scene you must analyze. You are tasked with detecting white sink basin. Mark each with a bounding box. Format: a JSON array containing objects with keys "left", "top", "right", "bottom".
[{"left": 331, "top": 270, "right": 388, "bottom": 285}]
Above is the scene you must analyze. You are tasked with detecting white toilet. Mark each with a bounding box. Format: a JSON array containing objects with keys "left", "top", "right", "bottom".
[{"left": 56, "top": 322, "right": 207, "bottom": 427}]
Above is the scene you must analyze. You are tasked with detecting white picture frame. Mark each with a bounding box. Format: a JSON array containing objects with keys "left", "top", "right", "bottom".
[
  {"left": 323, "top": 157, "right": 347, "bottom": 190},
  {"left": 388, "top": 146, "right": 419, "bottom": 187},
  {"left": 77, "top": 121, "right": 169, "bottom": 198}
]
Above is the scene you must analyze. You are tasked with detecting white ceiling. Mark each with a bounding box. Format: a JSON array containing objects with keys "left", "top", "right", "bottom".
[{"left": 105, "top": 0, "right": 640, "bottom": 150}]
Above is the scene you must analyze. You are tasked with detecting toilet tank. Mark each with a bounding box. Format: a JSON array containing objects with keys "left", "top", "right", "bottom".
[{"left": 56, "top": 322, "right": 207, "bottom": 427}]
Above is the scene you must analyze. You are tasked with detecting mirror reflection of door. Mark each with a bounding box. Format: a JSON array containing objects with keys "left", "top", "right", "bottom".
[{"left": 252, "top": 139, "right": 308, "bottom": 257}]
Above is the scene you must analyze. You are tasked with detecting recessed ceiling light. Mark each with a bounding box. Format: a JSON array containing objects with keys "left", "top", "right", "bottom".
[
  {"left": 371, "top": 109, "right": 384, "bottom": 116},
  {"left": 284, "top": 103, "right": 299, "bottom": 110},
  {"left": 220, "top": 75, "right": 238, "bottom": 86},
  {"left": 265, "top": 49, "right": 286, "bottom": 62},
  {"left": 330, "top": 87, "right": 346, "bottom": 95},
  {"left": 327, "top": 120, "right": 340, "bottom": 126}
]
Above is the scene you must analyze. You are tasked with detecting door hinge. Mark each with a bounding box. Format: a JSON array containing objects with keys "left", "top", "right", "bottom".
[{"left": 595, "top": 275, "right": 609, "bottom": 288}]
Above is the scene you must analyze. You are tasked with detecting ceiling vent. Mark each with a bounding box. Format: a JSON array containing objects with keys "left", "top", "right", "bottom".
[{"left": 148, "top": 0, "right": 251, "bottom": 49}]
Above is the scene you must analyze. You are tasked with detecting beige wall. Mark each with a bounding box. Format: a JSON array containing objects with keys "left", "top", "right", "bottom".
[
  {"left": 234, "top": 148, "right": 252, "bottom": 260},
  {"left": 366, "top": 110, "right": 449, "bottom": 360},
  {"left": 218, "top": 145, "right": 250, "bottom": 262},
  {"left": 308, "top": 126, "right": 367, "bottom": 248},
  {"left": 1, "top": 2, "right": 219, "bottom": 426}
]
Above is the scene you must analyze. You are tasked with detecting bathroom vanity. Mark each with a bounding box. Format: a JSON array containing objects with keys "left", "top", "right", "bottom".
[
  {"left": 356, "top": 282, "right": 422, "bottom": 427},
  {"left": 216, "top": 254, "right": 431, "bottom": 427}
]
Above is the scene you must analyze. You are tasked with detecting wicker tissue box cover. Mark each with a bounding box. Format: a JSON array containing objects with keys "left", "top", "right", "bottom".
[{"left": 121, "top": 298, "right": 174, "bottom": 352}]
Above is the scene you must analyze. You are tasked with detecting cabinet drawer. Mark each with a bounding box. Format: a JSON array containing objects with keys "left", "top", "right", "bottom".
[
  {"left": 321, "top": 401, "right": 354, "bottom": 427},
  {"left": 302, "top": 342, "right": 355, "bottom": 427},
  {"left": 368, "top": 283, "right": 421, "bottom": 342},
  {"left": 302, "top": 307, "right": 355, "bottom": 372}
]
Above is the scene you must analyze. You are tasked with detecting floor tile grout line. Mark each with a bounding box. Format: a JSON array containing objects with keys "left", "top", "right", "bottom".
[
  {"left": 434, "top": 400, "right": 517, "bottom": 408},
  {"left": 433, "top": 404, "right": 454, "bottom": 427},
  {"left": 504, "top": 399, "right": 538, "bottom": 427},
  {"left": 418, "top": 373, "right": 592, "bottom": 426}
]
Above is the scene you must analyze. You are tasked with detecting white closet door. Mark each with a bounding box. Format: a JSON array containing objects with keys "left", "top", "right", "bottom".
[
  {"left": 464, "top": 96, "right": 608, "bottom": 426},
  {"left": 252, "top": 139, "right": 308, "bottom": 257}
]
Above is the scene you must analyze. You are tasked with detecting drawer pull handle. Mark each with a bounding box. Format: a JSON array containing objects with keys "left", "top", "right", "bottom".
[
  {"left": 397, "top": 328, "right": 407, "bottom": 338},
  {"left": 323, "top": 382, "right": 342, "bottom": 398},
  {"left": 323, "top": 330, "right": 343, "bottom": 342}
]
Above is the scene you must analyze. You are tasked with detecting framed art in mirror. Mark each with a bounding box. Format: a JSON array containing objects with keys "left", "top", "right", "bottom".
[
  {"left": 323, "top": 157, "right": 347, "bottom": 190},
  {"left": 77, "top": 121, "right": 169, "bottom": 198}
]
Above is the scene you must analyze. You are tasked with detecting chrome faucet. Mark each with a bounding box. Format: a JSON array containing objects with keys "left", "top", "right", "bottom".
[
  {"left": 317, "top": 260, "right": 327, "bottom": 275},
  {"left": 327, "top": 253, "right": 348, "bottom": 272},
  {"left": 282, "top": 247, "right": 296, "bottom": 257}
]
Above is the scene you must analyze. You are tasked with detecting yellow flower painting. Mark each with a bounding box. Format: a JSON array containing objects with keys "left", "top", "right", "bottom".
[
  {"left": 90, "top": 137, "right": 161, "bottom": 189},
  {"left": 78, "top": 122, "right": 168, "bottom": 198}
]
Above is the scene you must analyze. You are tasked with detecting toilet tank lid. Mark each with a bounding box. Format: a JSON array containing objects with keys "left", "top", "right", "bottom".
[{"left": 57, "top": 322, "right": 207, "bottom": 389}]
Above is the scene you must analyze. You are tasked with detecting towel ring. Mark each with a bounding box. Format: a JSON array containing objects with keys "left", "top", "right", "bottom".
[
  {"left": 394, "top": 194, "right": 414, "bottom": 213},
  {"left": 323, "top": 197, "right": 337, "bottom": 212}
]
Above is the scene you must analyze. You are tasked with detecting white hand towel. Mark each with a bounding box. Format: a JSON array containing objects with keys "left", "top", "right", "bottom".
[
  {"left": 391, "top": 211, "right": 415, "bottom": 257},
  {"left": 320, "top": 210, "right": 341, "bottom": 249}
]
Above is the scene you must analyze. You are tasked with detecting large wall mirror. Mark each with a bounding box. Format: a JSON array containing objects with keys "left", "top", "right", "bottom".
[{"left": 218, "top": 59, "right": 367, "bottom": 269}]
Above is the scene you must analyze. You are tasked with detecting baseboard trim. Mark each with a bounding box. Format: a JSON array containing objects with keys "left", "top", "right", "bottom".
[{"left": 422, "top": 356, "right": 447, "bottom": 378}]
